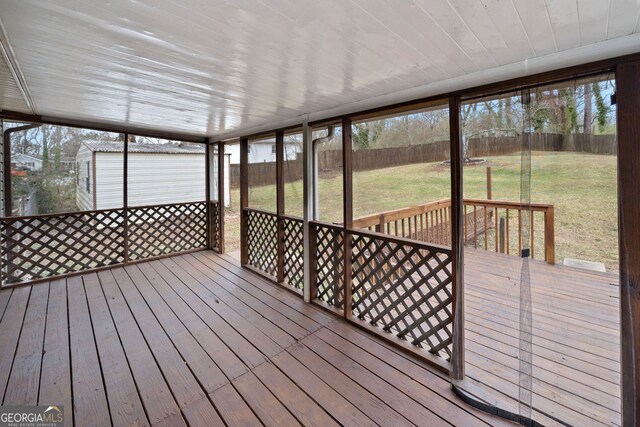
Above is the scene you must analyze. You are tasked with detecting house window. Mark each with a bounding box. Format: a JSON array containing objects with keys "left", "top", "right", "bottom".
[
  {"left": 76, "top": 162, "right": 80, "bottom": 185},
  {"left": 271, "top": 144, "right": 276, "bottom": 154},
  {"left": 247, "top": 145, "right": 251, "bottom": 153},
  {"left": 86, "top": 161, "right": 90, "bottom": 193}
]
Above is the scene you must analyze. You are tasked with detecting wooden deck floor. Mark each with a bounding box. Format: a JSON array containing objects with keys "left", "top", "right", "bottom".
[
  {"left": 464, "top": 250, "right": 620, "bottom": 427},
  {"left": 0, "top": 250, "right": 510, "bottom": 427}
]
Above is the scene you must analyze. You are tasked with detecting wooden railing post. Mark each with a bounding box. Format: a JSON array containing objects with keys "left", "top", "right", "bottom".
[
  {"left": 217, "top": 140, "right": 225, "bottom": 253},
  {"left": 275, "top": 130, "right": 285, "bottom": 283},
  {"left": 308, "top": 222, "right": 317, "bottom": 300},
  {"left": 205, "top": 139, "right": 212, "bottom": 249},
  {"left": 240, "top": 137, "right": 249, "bottom": 266},
  {"left": 449, "top": 96, "right": 465, "bottom": 381},
  {"left": 302, "top": 116, "right": 313, "bottom": 302},
  {"left": 499, "top": 217, "right": 506, "bottom": 254},
  {"left": 123, "top": 132, "right": 129, "bottom": 263},
  {"left": 617, "top": 60, "right": 640, "bottom": 427},
  {"left": 544, "top": 206, "right": 555, "bottom": 264},
  {"left": 342, "top": 117, "right": 353, "bottom": 318}
]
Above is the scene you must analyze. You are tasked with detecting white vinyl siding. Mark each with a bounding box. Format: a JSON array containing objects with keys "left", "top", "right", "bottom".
[
  {"left": 94, "top": 152, "right": 124, "bottom": 209},
  {"left": 76, "top": 150, "right": 206, "bottom": 211},
  {"left": 127, "top": 153, "right": 205, "bottom": 207},
  {"left": 75, "top": 145, "right": 93, "bottom": 211}
]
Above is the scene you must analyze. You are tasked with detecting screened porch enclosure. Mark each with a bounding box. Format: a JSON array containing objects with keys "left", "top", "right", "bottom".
[{"left": 1, "top": 1, "right": 640, "bottom": 426}]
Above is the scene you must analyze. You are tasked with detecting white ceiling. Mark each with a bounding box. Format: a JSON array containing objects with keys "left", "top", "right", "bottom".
[{"left": 1, "top": 0, "right": 640, "bottom": 139}]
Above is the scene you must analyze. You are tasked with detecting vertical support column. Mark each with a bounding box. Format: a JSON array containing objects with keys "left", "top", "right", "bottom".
[
  {"left": 205, "top": 139, "right": 212, "bottom": 249},
  {"left": 3, "top": 129, "right": 11, "bottom": 217},
  {"left": 302, "top": 116, "right": 313, "bottom": 302},
  {"left": 240, "top": 137, "right": 249, "bottom": 266},
  {"left": 123, "top": 132, "right": 129, "bottom": 264},
  {"left": 276, "top": 130, "right": 285, "bottom": 283},
  {"left": 217, "top": 140, "right": 225, "bottom": 253},
  {"left": 616, "top": 61, "right": 640, "bottom": 427},
  {"left": 342, "top": 117, "right": 353, "bottom": 318},
  {"left": 449, "top": 96, "right": 465, "bottom": 381}
]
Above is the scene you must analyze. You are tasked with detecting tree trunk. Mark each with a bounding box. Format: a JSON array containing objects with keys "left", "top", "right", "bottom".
[{"left": 583, "top": 83, "right": 593, "bottom": 134}]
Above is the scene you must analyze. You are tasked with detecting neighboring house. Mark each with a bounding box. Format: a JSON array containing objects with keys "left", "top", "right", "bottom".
[
  {"left": 76, "top": 141, "right": 230, "bottom": 211},
  {"left": 225, "top": 139, "right": 302, "bottom": 164},
  {"left": 12, "top": 153, "right": 76, "bottom": 172},
  {"left": 12, "top": 153, "right": 43, "bottom": 171}
]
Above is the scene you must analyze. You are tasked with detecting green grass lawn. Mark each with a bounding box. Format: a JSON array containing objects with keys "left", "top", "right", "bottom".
[{"left": 226, "top": 151, "right": 619, "bottom": 272}]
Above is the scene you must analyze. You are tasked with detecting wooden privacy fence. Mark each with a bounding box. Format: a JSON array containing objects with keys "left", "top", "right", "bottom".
[
  {"left": 232, "top": 133, "right": 617, "bottom": 187},
  {"left": 0, "top": 200, "right": 211, "bottom": 285},
  {"left": 353, "top": 198, "right": 555, "bottom": 263}
]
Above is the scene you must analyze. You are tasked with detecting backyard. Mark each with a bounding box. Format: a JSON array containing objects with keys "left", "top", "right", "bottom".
[{"left": 226, "top": 151, "right": 618, "bottom": 272}]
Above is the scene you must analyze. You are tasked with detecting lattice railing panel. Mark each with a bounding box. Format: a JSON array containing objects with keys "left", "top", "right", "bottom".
[
  {"left": 314, "top": 222, "right": 345, "bottom": 309},
  {"left": 210, "top": 201, "right": 220, "bottom": 251},
  {"left": 0, "top": 209, "right": 125, "bottom": 284},
  {"left": 128, "top": 202, "right": 207, "bottom": 260},
  {"left": 246, "top": 209, "right": 277, "bottom": 277},
  {"left": 283, "top": 217, "right": 303, "bottom": 289},
  {"left": 351, "top": 231, "right": 453, "bottom": 360}
]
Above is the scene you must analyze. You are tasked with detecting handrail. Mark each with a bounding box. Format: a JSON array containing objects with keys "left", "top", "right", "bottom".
[{"left": 353, "top": 198, "right": 555, "bottom": 264}]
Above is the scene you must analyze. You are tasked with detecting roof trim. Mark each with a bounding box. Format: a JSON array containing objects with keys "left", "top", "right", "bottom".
[{"left": 82, "top": 140, "right": 205, "bottom": 154}]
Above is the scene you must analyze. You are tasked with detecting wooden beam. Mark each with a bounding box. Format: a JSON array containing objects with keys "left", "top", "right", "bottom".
[
  {"left": 205, "top": 140, "right": 212, "bottom": 249},
  {"left": 302, "top": 118, "right": 313, "bottom": 302},
  {"left": 91, "top": 152, "right": 97, "bottom": 210},
  {"left": 217, "top": 141, "right": 225, "bottom": 253},
  {"left": 342, "top": 117, "right": 353, "bottom": 318},
  {"left": 449, "top": 96, "right": 465, "bottom": 381},
  {"left": 275, "top": 130, "right": 285, "bottom": 283},
  {"left": 616, "top": 60, "right": 640, "bottom": 427},
  {"left": 240, "top": 137, "right": 249, "bottom": 266},
  {"left": 123, "top": 132, "right": 129, "bottom": 263}
]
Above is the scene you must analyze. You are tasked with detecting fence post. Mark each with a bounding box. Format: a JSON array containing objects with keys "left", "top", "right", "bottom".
[
  {"left": 544, "top": 206, "right": 555, "bottom": 264},
  {"left": 486, "top": 166, "right": 492, "bottom": 200}
]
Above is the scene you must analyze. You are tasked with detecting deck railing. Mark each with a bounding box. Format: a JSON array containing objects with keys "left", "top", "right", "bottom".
[
  {"left": 309, "top": 219, "right": 454, "bottom": 368},
  {"left": 243, "top": 208, "right": 304, "bottom": 291},
  {"left": 0, "top": 200, "right": 211, "bottom": 285},
  {"left": 353, "top": 198, "right": 555, "bottom": 263},
  {"left": 242, "top": 199, "right": 552, "bottom": 371}
]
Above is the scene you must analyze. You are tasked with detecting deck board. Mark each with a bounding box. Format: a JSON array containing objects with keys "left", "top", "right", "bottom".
[
  {"left": 67, "top": 276, "right": 111, "bottom": 427},
  {"left": 0, "top": 250, "right": 513, "bottom": 427},
  {"left": 95, "top": 270, "right": 184, "bottom": 425},
  {"left": 83, "top": 273, "right": 149, "bottom": 427},
  {"left": 38, "top": 279, "right": 73, "bottom": 427},
  {"left": 464, "top": 249, "right": 620, "bottom": 427},
  {"left": 3, "top": 282, "right": 48, "bottom": 406}
]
